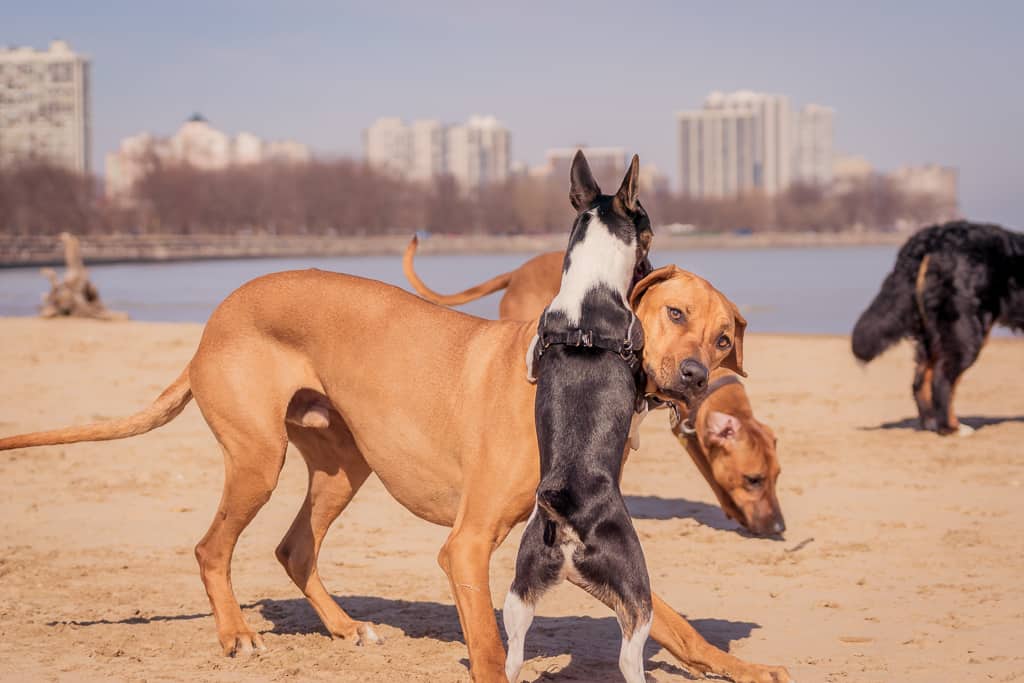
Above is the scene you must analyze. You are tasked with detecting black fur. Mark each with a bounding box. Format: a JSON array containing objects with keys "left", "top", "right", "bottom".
[
  {"left": 852, "top": 221, "right": 1024, "bottom": 433},
  {"left": 507, "top": 152, "right": 654, "bottom": 661}
]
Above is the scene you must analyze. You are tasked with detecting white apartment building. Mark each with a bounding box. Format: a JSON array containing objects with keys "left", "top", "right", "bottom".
[
  {"left": 105, "top": 114, "right": 310, "bottom": 198},
  {"left": 365, "top": 117, "right": 411, "bottom": 177},
  {"left": 678, "top": 90, "right": 832, "bottom": 198},
  {"left": 364, "top": 115, "right": 509, "bottom": 189},
  {"left": 793, "top": 104, "right": 835, "bottom": 185},
  {"left": 704, "top": 90, "right": 792, "bottom": 194},
  {"left": 410, "top": 119, "right": 445, "bottom": 181},
  {"left": 0, "top": 40, "right": 91, "bottom": 173},
  {"left": 446, "top": 115, "right": 510, "bottom": 189},
  {"left": 678, "top": 109, "right": 757, "bottom": 198}
]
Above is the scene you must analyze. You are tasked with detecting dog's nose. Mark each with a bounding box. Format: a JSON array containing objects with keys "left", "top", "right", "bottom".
[{"left": 679, "top": 359, "right": 709, "bottom": 390}]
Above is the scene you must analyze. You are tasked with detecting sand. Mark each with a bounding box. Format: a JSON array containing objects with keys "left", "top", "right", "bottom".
[{"left": 0, "top": 316, "right": 1022, "bottom": 682}]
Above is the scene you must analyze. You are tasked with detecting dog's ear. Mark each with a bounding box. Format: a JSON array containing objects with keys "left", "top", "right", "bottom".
[
  {"left": 613, "top": 154, "right": 640, "bottom": 215},
  {"left": 705, "top": 411, "right": 741, "bottom": 448},
  {"left": 569, "top": 150, "right": 601, "bottom": 212},
  {"left": 721, "top": 301, "right": 748, "bottom": 378},
  {"left": 629, "top": 264, "right": 679, "bottom": 310}
]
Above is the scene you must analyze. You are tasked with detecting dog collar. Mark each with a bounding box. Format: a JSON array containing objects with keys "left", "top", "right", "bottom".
[{"left": 673, "top": 375, "right": 744, "bottom": 438}]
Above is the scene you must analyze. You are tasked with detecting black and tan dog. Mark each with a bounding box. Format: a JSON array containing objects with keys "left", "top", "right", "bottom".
[{"left": 853, "top": 221, "right": 1024, "bottom": 435}]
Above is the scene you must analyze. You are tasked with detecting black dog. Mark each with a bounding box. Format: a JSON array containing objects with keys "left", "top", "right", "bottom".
[
  {"left": 852, "top": 221, "right": 1024, "bottom": 435},
  {"left": 503, "top": 152, "right": 697, "bottom": 683}
]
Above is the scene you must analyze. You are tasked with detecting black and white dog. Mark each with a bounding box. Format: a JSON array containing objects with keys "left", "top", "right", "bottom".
[
  {"left": 852, "top": 221, "right": 1024, "bottom": 434},
  {"left": 503, "top": 152, "right": 659, "bottom": 683}
]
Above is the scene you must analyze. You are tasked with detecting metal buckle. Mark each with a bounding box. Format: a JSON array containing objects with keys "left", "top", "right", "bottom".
[{"left": 581, "top": 330, "right": 593, "bottom": 347}]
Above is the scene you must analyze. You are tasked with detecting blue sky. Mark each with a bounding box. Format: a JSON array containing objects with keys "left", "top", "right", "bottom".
[{"left": 8, "top": 1, "right": 1023, "bottom": 225}]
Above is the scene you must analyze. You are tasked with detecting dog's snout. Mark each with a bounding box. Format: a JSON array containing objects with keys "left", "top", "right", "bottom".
[{"left": 679, "top": 359, "right": 709, "bottom": 390}]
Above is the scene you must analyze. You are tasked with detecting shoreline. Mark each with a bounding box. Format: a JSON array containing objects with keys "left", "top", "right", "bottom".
[{"left": 0, "top": 230, "right": 907, "bottom": 268}]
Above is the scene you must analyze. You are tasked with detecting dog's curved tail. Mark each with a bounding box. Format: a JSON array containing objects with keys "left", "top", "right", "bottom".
[
  {"left": 0, "top": 366, "right": 192, "bottom": 450},
  {"left": 403, "top": 236, "right": 513, "bottom": 306},
  {"left": 851, "top": 252, "right": 926, "bottom": 363}
]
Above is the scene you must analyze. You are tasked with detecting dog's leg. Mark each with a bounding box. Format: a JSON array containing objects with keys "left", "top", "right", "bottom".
[
  {"left": 438, "top": 500, "right": 521, "bottom": 682},
  {"left": 195, "top": 432, "right": 287, "bottom": 656},
  {"left": 650, "top": 593, "right": 792, "bottom": 683},
  {"left": 932, "top": 343, "right": 981, "bottom": 436},
  {"left": 912, "top": 344, "right": 937, "bottom": 431},
  {"left": 565, "top": 512, "right": 653, "bottom": 683},
  {"left": 277, "top": 421, "right": 379, "bottom": 644},
  {"left": 502, "top": 511, "right": 562, "bottom": 683}
]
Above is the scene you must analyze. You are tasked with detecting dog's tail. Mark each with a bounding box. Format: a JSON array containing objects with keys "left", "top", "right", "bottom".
[
  {"left": 0, "top": 367, "right": 192, "bottom": 450},
  {"left": 403, "top": 235, "right": 513, "bottom": 306},
  {"left": 537, "top": 488, "right": 577, "bottom": 547},
  {"left": 536, "top": 488, "right": 575, "bottom": 520},
  {"left": 851, "top": 252, "right": 926, "bottom": 363}
]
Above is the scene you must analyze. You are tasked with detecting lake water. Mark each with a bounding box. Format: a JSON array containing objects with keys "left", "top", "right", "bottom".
[{"left": 0, "top": 245, "right": 1015, "bottom": 337}]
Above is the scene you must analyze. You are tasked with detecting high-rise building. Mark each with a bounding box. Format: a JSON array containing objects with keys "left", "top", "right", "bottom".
[
  {"left": 104, "top": 115, "right": 311, "bottom": 199},
  {"left": 446, "top": 115, "right": 509, "bottom": 189},
  {"left": 410, "top": 119, "right": 445, "bottom": 181},
  {"left": 364, "top": 117, "right": 411, "bottom": 177},
  {"left": 677, "top": 109, "right": 757, "bottom": 198},
  {"left": 793, "top": 104, "right": 835, "bottom": 186},
  {"left": 365, "top": 115, "right": 509, "bottom": 190},
  {"left": 0, "top": 40, "right": 91, "bottom": 173},
  {"left": 677, "top": 90, "right": 802, "bottom": 197}
]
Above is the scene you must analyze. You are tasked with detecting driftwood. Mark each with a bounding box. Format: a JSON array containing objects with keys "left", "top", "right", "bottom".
[{"left": 39, "top": 233, "right": 128, "bottom": 320}]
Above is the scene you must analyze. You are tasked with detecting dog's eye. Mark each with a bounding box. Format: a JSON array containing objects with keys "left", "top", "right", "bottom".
[
  {"left": 667, "top": 307, "right": 685, "bottom": 323},
  {"left": 743, "top": 474, "right": 765, "bottom": 488},
  {"left": 717, "top": 335, "right": 732, "bottom": 350}
]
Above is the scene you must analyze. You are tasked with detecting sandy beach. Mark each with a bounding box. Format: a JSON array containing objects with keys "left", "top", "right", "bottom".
[{"left": 0, "top": 316, "right": 1022, "bottom": 683}]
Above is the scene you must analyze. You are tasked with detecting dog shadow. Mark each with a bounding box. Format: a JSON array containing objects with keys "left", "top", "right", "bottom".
[
  {"left": 256, "top": 594, "right": 761, "bottom": 680},
  {"left": 49, "top": 594, "right": 762, "bottom": 680},
  {"left": 624, "top": 494, "right": 742, "bottom": 532},
  {"left": 862, "top": 414, "right": 1024, "bottom": 433}
]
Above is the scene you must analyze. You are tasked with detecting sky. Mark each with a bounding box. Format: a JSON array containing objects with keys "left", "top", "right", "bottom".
[{"left": 7, "top": 1, "right": 1024, "bottom": 226}]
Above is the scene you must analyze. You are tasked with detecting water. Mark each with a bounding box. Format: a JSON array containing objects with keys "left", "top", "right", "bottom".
[{"left": 0, "top": 245, "right": 1013, "bottom": 336}]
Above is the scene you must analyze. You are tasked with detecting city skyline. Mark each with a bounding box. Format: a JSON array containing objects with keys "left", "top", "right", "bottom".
[{"left": 4, "top": 2, "right": 1022, "bottom": 225}]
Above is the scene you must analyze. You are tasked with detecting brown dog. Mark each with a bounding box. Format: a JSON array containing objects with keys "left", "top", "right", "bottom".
[
  {"left": 405, "top": 241, "right": 784, "bottom": 536},
  {"left": 0, "top": 268, "right": 790, "bottom": 683},
  {"left": 670, "top": 370, "right": 784, "bottom": 536}
]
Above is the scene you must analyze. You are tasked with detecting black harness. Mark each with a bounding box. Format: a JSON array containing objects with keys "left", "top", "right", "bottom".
[{"left": 535, "top": 324, "right": 642, "bottom": 367}]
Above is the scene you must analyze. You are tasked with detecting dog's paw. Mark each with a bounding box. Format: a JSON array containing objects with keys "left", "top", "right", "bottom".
[
  {"left": 221, "top": 630, "right": 267, "bottom": 657},
  {"left": 957, "top": 423, "right": 975, "bottom": 437},
  {"left": 355, "top": 622, "right": 384, "bottom": 646},
  {"left": 742, "top": 665, "right": 793, "bottom": 683}
]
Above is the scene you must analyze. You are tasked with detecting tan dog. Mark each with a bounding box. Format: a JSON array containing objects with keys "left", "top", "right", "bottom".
[
  {"left": 403, "top": 242, "right": 565, "bottom": 322},
  {"left": 406, "top": 242, "right": 784, "bottom": 536},
  {"left": 0, "top": 268, "right": 790, "bottom": 683},
  {"left": 670, "top": 370, "right": 784, "bottom": 536}
]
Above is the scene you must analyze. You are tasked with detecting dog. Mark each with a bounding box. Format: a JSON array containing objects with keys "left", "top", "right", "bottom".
[
  {"left": 0, "top": 184, "right": 789, "bottom": 683},
  {"left": 670, "top": 369, "right": 784, "bottom": 536},
  {"left": 503, "top": 152, "right": 662, "bottom": 683},
  {"left": 852, "top": 221, "right": 1024, "bottom": 435},
  {"left": 405, "top": 242, "right": 785, "bottom": 537},
  {"left": 403, "top": 245, "right": 564, "bottom": 322}
]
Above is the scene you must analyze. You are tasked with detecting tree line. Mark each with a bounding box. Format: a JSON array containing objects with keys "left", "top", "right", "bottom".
[{"left": 0, "top": 158, "right": 955, "bottom": 237}]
